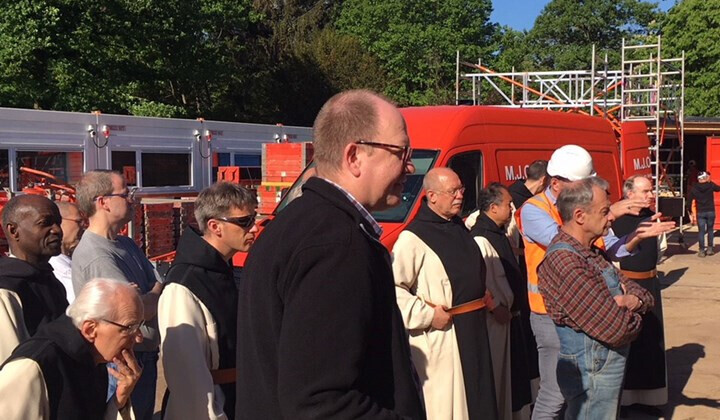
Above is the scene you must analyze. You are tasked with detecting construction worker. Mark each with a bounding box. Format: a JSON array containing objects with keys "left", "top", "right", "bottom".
[{"left": 518, "top": 144, "right": 674, "bottom": 419}]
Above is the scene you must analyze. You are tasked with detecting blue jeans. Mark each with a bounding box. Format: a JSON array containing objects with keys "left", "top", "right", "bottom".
[
  {"left": 530, "top": 312, "right": 565, "bottom": 419},
  {"left": 698, "top": 211, "right": 716, "bottom": 251},
  {"left": 106, "top": 351, "right": 158, "bottom": 420},
  {"left": 556, "top": 326, "right": 629, "bottom": 420}
]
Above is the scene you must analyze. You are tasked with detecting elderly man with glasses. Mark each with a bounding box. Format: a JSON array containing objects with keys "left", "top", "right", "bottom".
[
  {"left": 0, "top": 277, "right": 143, "bottom": 419},
  {"left": 158, "top": 182, "right": 258, "bottom": 419},
  {"left": 72, "top": 170, "right": 163, "bottom": 420},
  {"left": 392, "top": 167, "right": 498, "bottom": 420}
]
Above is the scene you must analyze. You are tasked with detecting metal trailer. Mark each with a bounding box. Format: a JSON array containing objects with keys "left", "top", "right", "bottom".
[{"left": 0, "top": 107, "right": 313, "bottom": 198}]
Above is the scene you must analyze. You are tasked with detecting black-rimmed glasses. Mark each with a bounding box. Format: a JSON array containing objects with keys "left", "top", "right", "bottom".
[
  {"left": 216, "top": 213, "right": 257, "bottom": 229},
  {"left": 94, "top": 187, "right": 138, "bottom": 202},
  {"left": 101, "top": 319, "right": 144, "bottom": 335},
  {"left": 355, "top": 140, "right": 412, "bottom": 163}
]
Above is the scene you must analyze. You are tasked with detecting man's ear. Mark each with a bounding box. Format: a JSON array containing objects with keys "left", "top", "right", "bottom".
[
  {"left": 206, "top": 219, "right": 222, "bottom": 237},
  {"left": 4, "top": 223, "right": 19, "bottom": 241},
  {"left": 80, "top": 320, "right": 98, "bottom": 342},
  {"left": 344, "top": 142, "right": 362, "bottom": 177},
  {"left": 574, "top": 207, "right": 586, "bottom": 225}
]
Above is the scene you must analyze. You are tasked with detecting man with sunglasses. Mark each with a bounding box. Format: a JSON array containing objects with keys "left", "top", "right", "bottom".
[
  {"left": 236, "top": 90, "right": 424, "bottom": 419},
  {"left": 49, "top": 202, "right": 87, "bottom": 303},
  {"left": 159, "top": 182, "right": 258, "bottom": 419},
  {"left": 72, "top": 170, "right": 163, "bottom": 420}
]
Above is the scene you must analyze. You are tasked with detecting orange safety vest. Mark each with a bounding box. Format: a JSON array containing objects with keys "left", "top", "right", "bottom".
[{"left": 517, "top": 192, "right": 604, "bottom": 314}]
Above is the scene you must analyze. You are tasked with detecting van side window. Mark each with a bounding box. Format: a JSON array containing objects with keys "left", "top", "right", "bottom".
[{"left": 447, "top": 151, "right": 483, "bottom": 217}]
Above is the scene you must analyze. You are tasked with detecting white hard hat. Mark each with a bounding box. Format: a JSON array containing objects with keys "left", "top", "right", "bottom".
[{"left": 546, "top": 145, "right": 596, "bottom": 181}]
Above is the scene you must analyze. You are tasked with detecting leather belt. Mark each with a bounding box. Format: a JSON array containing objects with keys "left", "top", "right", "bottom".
[
  {"left": 620, "top": 269, "right": 657, "bottom": 280},
  {"left": 426, "top": 291, "right": 495, "bottom": 316},
  {"left": 210, "top": 368, "right": 236, "bottom": 385}
]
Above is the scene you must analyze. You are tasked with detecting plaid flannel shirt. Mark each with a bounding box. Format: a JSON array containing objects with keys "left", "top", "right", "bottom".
[{"left": 537, "top": 230, "right": 654, "bottom": 348}]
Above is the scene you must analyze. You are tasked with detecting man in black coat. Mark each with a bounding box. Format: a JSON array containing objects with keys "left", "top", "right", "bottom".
[
  {"left": 0, "top": 195, "right": 68, "bottom": 363},
  {"left": 236, "top": 89, "right": 425, "bottom": 419}
]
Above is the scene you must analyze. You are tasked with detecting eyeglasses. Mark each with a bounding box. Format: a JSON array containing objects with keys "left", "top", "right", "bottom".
[
  {"left": 101, "top": 319, "right": 144, "bottom": 335},
  {"left": 216, "top": 213, "right": 257, "bottom": 229},
  {"left": 95, "top": 187, "right": 138, "bottom": 202},
  {"left": 355, "top": 140, "right": 412, "bottom": 163},
  {"left": 435, "top": 187, "right": 466, "bottom": 196}
]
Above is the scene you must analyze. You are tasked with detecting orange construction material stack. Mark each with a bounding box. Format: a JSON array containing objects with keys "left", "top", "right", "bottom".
[
  {"left": 258, "top": 142, "right": 313, "bottom": 214},
  {"left": 144, "top": 203, "right": 176, "bottom": 257}
]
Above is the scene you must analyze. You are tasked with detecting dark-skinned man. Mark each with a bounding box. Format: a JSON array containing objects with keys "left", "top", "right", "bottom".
[{"left": 0, "top": 195, "right": 68, "bottom": 363}]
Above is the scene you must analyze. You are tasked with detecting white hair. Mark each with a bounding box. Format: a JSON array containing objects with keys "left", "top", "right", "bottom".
[{"left": 66, "top": 278, "right": 143, "bottom": 327}]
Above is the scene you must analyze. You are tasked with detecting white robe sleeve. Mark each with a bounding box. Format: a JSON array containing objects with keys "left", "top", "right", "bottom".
[
  {"left": 474, "top": 236, "right": 514, "bottom": 309},
  {"left": 0, "top": 289, "right": 29, "bottom": 363},
  {"left": 0, "top": 358, "right": 49, "bottom": 419},
  {"left": 391, "top": 232, "right": 435, "bottom": 331},
  {"left": 158, "top": 283, "right": 227, "bottom": 420}
]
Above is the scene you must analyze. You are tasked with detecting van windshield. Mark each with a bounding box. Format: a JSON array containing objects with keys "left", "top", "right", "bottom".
[{"left": 273, "top": 149, "right": 439, "bottom": 223}]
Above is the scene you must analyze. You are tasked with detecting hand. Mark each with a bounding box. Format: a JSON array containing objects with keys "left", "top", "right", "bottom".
[
  {"left": 611, "top": 197, "right": 650, "bottom": 218},
  {"left": 109, "top": 349, "right": 143, "bottom": 409},
  {"left": 492, "top": 305, "right": 512, "bottom": 325},
  {"left": 431, "top": 305, "right": 453, "bottom": 330},
  {"left": 634, "top": 213, "right": 676, "bottom": 240},
  {"left": 613, "top": 294, "right": 642, "bottom": 312}
]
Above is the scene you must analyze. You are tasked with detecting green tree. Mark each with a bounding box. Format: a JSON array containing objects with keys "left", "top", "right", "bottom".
[
  {"left": 662, "top": 0, "right": 720, "bottom": 116},
  {"left": 335, "top": 0, "right": 498, "bottom": 106},
  {"left": 524, "top": 0, "right": 660, "bottom": 70}
]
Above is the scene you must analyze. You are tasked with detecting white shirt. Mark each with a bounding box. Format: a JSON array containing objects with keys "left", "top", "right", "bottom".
[{"left": 49, "top": 254, "right": 75, "bottom": 303}]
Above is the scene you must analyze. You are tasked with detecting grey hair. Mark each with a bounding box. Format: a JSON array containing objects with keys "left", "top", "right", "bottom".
[
  {"left": 557, "top": 176, "right": 610, "bottom": 222},
  {"left": 75, "top": 170, "right": 120, "bottom": 217},
  {"left": 194, "top": 182, "right": 258, "bottom": 233},
  {"left": 66, "top": 278, "right": 143, "bottom": 328},
  {"left": 622, "top": 175, "right": 650, "bottom": 198}
]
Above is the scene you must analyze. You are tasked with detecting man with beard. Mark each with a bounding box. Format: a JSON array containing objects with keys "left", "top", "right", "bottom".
[
  {"left": 0, "top": 278, "right": 142, "bottom": 419},
  {"left": 159, "top": 182, "right": 258, "bottom": 419},
  {"left": 393, "top": 167, "right": 497, "bottom": 420},
  {"left": 538, "top": 177, "right": 654, "bottom": 419},
  {"left": 236, "top": 90, "right": 424, "bottom": 419},
  {"left": 0, "top": 195, "right": 68, "bottom": 363},
  {"left": 471, "top": 183, "right": 533, "bottom": 419},
  {"left": 72, "top": 170, "right": 163, "bottom": 420},
  {"left": 613, "top": 175, "right": 668, "bottom": 411},
  {"left": 49, "top": 202, "right": 87, "bottom": 303}
]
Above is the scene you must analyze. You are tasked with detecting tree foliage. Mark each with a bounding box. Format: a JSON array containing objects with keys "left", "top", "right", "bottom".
[
  {"left": 525, "top": 0, "right": 660, "bottom": 70},
  {"left": 335, "top": 0, "right": 497, "bottom": 106},
  {"left": 662, "top": 0, "right": 720, "bottom": 117}
]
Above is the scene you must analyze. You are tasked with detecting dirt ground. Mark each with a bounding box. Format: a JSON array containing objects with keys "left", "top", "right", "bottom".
[{"left": 152, "top": 226, "right": 720, "bottom": 420}]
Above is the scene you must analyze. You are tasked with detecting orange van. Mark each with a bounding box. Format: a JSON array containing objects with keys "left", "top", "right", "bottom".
[{"left": 234, "top": 106, "right": 650, "bottom": 266}]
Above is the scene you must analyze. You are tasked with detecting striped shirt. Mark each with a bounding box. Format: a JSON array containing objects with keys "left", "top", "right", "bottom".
[
  {"left": 537, "top": 230, "right": 653, "bottom": 348},
  {"left": 321, "top": 178, "right": 383, "bottom": 237}
]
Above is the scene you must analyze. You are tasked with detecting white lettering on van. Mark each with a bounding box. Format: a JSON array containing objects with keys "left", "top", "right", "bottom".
[
  {"left": 633, "top": 157, "right": 651, "bottom": 171},
  {"left": 504, "top": 165, "right": 530, "bottom": 181}
]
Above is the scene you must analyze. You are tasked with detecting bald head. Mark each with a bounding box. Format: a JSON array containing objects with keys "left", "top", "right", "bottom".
[
  {"left": 313, "top": 89, "right": 394, "bottom": 171},
  {"left": 423, "top": 167, "right": 458, "bottom": 191},
  {"left": 424, "top": 168, "right": 464, "bottom": 220},
  {"left": 2, "top": 195, "right": 59, "bottom": 231}
]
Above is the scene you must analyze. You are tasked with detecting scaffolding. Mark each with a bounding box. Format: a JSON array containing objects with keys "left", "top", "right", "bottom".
[{"left": 456, "top": 35, "right": 686, "bottom": 214}]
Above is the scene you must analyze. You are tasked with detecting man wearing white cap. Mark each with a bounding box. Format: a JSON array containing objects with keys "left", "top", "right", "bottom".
[
  {"left": 517, "top": 145, "right": 674, "bottom": 419},
  {"left": 689, "top": 171, "right": 720, "bottom": 257}
]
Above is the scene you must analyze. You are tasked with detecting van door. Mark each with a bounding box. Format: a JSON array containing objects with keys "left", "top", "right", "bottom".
[
  {"left": 446, "top": 150, "right": 483, "bottom": 217},
  {"left": 620, "top": 121, "right": 652, "bottom": 178}
]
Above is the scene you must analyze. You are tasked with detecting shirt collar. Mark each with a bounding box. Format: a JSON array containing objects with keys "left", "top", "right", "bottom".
[
  {"left": 544, "top": 185, "right": 558, "bottom": 204},
  {"left": 321, "top": 177, "right": 383, "bottom": 237}
]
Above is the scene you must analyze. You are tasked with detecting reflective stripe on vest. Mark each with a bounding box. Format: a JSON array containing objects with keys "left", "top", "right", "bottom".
[{"left": 519, "top": 192, "right": 561, "bottom": 314}]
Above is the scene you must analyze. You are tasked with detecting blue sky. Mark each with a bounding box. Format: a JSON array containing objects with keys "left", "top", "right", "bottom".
[{"left": 490, "top": 0, "right": 678, "bottom": 31}]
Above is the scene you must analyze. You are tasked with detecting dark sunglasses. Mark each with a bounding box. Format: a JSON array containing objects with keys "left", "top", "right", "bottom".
[
  {"left": 216, "top": 213, "right": 257, "bottom": 229},
  {"left": 355, "top": 139, "right": 412, "bottom": 163}
]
